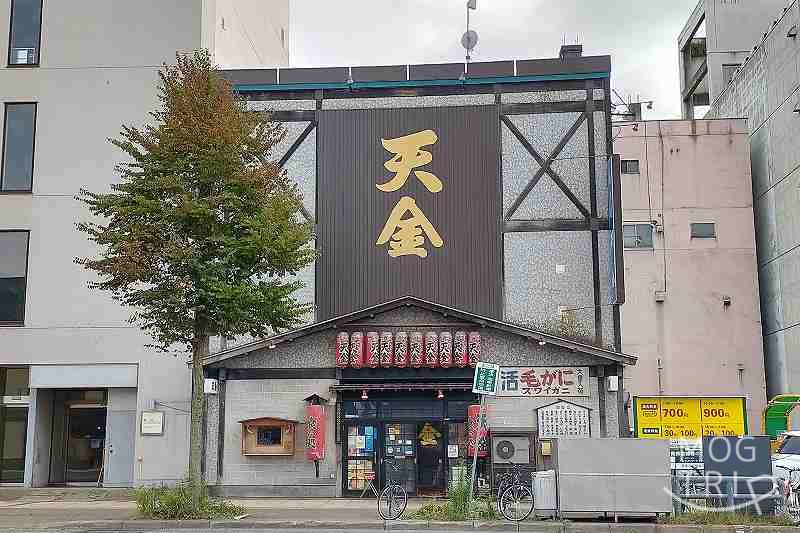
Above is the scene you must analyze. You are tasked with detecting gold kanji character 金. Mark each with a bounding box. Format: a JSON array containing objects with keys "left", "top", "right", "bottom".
[
  {"left": 376, "top": 196, "right": 443, "bottom": 258},
  {"left": 377, "top": 129, "right": 443, "bottom": 193}
]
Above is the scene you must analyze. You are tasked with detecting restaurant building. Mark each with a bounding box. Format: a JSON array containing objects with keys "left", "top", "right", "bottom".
[{"left": 202, "top": 46, "right": 635, "bottom": 498}]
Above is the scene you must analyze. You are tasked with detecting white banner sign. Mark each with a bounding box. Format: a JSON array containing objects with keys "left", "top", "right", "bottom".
[{"left": 498, "top": 366, "right": 589, "bottom": 397}]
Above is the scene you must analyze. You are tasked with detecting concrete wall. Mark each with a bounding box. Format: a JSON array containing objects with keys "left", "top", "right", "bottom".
[
  {"left": 616, "top": 118, "right": 767, "bottom": 428},
  {"left": 709, "top": 0, "right": 800, "bottom": 399},
  {"left": 215, "top": 379, "right": 337, "bottom": 497},
  {"left": 212, "top": 0, "right": 290, "bottom": 68},
  {"left": 678, "top": 0, "right": 787, "bottom": 117},
  {"left": 0, "top": 0, "right": 206, "bottom": 485}
]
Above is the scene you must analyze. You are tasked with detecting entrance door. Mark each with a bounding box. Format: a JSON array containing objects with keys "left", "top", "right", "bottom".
[
  {"left": 0, "top": 406, "right": 28, "bottom": 483},
  {"left": 65, "top": 407, "right": 106, "bottom": 484},
  {"left": 417, "top": 421, "right": 445, "bottom": 494},
  {"left": 383, "top": 423, "right": 416, "bottom": 495},
  {"left": 104, "top": 410, "right": 135, "bottom": 487}
]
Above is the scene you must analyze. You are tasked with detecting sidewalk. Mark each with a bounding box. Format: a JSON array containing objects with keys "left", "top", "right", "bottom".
[
  {"left": 0, "top": 492, "right": 417, "bottom": 529},
  {"left": 0, "top": 490, "right": 797, "bottom": 532}
]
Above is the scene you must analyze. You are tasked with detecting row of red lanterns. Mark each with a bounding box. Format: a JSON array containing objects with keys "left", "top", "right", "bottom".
[{"left": 335, "top": 331, "right": 481, "bottom": 368}]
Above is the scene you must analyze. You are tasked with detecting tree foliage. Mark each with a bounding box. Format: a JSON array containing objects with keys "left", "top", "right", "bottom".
[{"left": 76, "top": 51, "right": 315, "bottom": 352}]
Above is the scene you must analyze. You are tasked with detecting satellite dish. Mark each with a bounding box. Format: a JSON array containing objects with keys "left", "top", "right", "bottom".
[
  {"left": 461, "top": 29, "right": 479, "bottom": 51},
  {"left": 495, "top": 439, "right": 515, "bottom": 460}
]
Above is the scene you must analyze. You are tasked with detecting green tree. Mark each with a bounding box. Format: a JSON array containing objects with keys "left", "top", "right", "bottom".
[{"left": 76, "top": 51, "right": 314, "bottom": 502}]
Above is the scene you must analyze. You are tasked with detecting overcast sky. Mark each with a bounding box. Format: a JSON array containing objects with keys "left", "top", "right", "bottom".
[{"left": 288, "top": 0, "right": 699, "bottom": 120}]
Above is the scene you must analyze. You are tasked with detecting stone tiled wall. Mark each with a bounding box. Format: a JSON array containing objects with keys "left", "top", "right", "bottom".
[
  {"left": 204, "top": 393, "right": 219, "bottom": 484},
  {"left": 216, "top": 379, "right": 338, "bottom": 496}
]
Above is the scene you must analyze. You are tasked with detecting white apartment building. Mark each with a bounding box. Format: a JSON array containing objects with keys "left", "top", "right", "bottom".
[{"left": 0, "top": 0, "right": 288, "bottom": 487}]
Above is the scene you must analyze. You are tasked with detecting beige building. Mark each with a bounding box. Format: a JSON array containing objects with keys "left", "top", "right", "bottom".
[
  {"left": 0, "top": 0, "right": 287, "bottom": 487},
  {"left": 615, "top": 118, "right": 767, "bottom": 431}
]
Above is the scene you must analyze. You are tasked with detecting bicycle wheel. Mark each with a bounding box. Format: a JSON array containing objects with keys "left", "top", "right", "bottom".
[
  {"left": 499, "top": 484, "right": 534, "bottom": 522},
  {"left": 378, "top": 484, "right": 407, "bottom": 520},
  {"left": 786, "top": 487, "right": 800, "bottom": 523}
]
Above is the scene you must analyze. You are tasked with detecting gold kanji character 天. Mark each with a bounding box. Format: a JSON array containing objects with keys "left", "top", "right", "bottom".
[
  {"left": 377, "top": 129, "right": 443, "bottom": 193},
  {"left": 376, "top": 196, "right": 443, "bottom": 258}
]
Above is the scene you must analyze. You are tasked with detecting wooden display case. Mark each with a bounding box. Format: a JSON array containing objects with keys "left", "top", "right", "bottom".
[{"left": 239, "top": 417, "right": 297, "bottom": 456}]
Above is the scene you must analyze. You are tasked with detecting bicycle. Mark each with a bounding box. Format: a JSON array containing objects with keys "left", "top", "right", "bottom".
[
  {"left": 773, "top": 465, "right": 800, "bottom": 523},
  {"left": 494, "top": 462, "right": 534, "bottom": 521},
  {"left": 359, "top": 458, "right": 408, "bottom": 520}
]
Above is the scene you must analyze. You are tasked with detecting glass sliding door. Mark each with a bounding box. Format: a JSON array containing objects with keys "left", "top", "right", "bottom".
[
  {"left": 344, "top": 423, "right": 377, "bottom": 496},
  {"left": 0, "top": 406, "right": 28, "bottom": 483},
  {"left": 0, "top": 367, "right": 30, "bottom": 484}
]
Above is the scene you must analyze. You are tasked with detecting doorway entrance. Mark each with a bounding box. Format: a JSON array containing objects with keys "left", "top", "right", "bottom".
[
  {"left": 65, "top": 406, "right": 106, "bottom": 483},
  {"left": 48, "top": 389, "right": 108, "bottom": 486},
  {"left": 340, "top": 394, "right": 477, "bottom": 497},
  {"left": 416, "top": 421, "right": 445, "bottom": 495}
]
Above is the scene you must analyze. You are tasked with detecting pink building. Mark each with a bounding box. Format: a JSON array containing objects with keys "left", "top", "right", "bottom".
[{"left": 615, "top": 118, "right": 766, "bottom": 431}]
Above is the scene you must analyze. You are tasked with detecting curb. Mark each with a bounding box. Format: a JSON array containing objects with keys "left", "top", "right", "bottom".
[{"left": 2, "top": 519, "right": 797, "bottom": 532}]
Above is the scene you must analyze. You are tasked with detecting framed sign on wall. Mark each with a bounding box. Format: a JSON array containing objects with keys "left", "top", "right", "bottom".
[{"left": 141, "top": 410, "right": 164, "bottom": 436}]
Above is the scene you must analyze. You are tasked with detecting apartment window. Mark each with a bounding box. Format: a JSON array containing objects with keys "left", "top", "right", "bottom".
[
  {"left": 623, "top": 223, "right": 653, "bottom": 249},
  {"left": 1, "top": 103, "right": 37, "bottom": 192},
  {"left": 621, "top": 159, "right": 640, "bottom": 174},
  {"left": 0, "top": 231, "right": 29, "bottom": 325},
  {"left": 7, "top": 0, "right": 43, "bottom": 66},
  {"left": 690, "top": 222, "right": 716, "bottom": 238}
]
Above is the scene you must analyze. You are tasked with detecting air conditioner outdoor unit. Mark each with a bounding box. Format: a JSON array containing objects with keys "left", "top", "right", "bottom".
[{"left": 492, "top": 436, "right": 530, "bottom": 464}]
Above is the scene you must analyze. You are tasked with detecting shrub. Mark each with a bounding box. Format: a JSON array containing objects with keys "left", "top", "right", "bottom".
[
  {"left": 135, "top": 479, "right": 246, "bottom": 520},
  {"left": 406, "top": 465, "right": 498, "bottom": 521}
]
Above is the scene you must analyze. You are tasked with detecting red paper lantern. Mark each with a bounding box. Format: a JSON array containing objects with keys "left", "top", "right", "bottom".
[
  {"left": 350, "top": 332, "right": 364, "bottom": 368},
  {"left": 335, "top": 332, "right": 350, "bottom": 368},
  {"left": 305, "top": 404, "right": 326, "bottom": 461},
  {"left": 410, "top": 332, "right": 424, "bottom": 368},
  {"left": 424, "top": 332, "right": 439, "bottom": 368},
  {"left": 467, "top": 404, "right": 489, "bottom": 458},
  {"left": 454, "top": 331, "right": 469, "bottom": 368},
  {"left": 468, "top": 332, "right": 481, "bottom": 367},
  {"left": 380, "top": 332, "right": 394, "bottom": 367},
  {"left": 394, "top": 332, "right": 409, "bottom": 368},
  {"left": 365, "top": 332, "right": 380, "bottom": 368},
  {"left": 439, "top": 332, "right": 453, "bottom": 368}
]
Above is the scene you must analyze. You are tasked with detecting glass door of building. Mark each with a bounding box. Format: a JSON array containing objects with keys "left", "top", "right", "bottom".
[
  {"left": 65, "top": 406, "right": 106, "bottom": 484},
  {"left": 344, "top": 423, "right": 378, "bottom": 496},
  {"left": 416, "top": 421, "right": 445, "bottom": 494},
  {"left": 383, "top": 422, "right": 416, "bottom": 495},
  {"left": 0, "top": 406, "right": 28, "bottom": 483}
]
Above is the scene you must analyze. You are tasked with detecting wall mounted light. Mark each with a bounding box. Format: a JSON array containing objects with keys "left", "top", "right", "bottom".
[
  {"left": 538, "top": 340, "right": 547, "bottom": 346},
  {"left": 361, "top": 390, "right": 369, "bottom": 400},
  {"left": 437, "top": 389, "right": 444, "bottom": 399}
]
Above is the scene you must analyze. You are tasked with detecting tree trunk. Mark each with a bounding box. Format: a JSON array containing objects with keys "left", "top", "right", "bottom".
[{"left": 189, "top": 328, "right": 209, "bottom": 509}]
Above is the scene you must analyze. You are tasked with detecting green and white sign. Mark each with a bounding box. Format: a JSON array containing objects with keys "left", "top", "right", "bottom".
[{"left": 472, "top": 362, "right": 500, "bottom": 395}]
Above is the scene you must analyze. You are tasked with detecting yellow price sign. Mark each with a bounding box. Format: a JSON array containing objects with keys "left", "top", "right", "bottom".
[{"left": 634, "top": 396, "right": 746, "bottom": 440}]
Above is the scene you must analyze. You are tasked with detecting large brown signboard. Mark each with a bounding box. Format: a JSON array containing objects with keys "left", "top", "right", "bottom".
[{"left": 316, "top": 106, "right": 501, "bottom": 319}]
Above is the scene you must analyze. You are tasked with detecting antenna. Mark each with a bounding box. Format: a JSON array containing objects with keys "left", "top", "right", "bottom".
[{"left": 461, "top": 0, "right": 478, "bottom": 72}]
